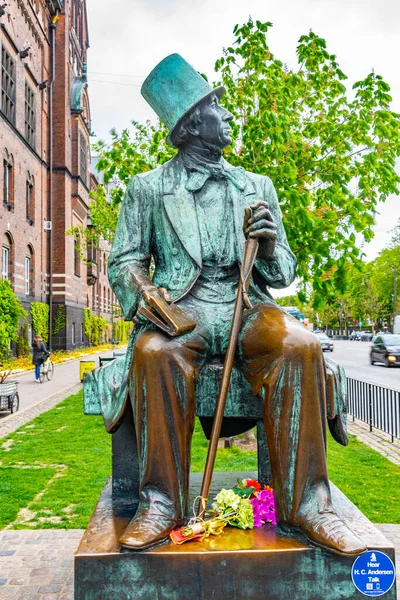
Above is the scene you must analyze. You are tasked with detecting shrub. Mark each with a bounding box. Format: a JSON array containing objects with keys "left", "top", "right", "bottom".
[
  {"left": 16, "top": 324, "right": 30, "bottom": 358},
  {"left": 53, "top": 305, "right": 67, "bottom": 336},
  {"left": 31, "top": 302, "right": 49, "bottom": 342},
  {"left": 0, "top": 280, "right": 27, "bottom": 359}
]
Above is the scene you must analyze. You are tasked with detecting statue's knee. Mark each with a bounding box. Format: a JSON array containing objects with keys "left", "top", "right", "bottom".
[
  {"left": 135, "top": 331, "right": 169, "bottom": 360},
  {"left": 288, "top": 329, "right": 321, "bottom": 356}
]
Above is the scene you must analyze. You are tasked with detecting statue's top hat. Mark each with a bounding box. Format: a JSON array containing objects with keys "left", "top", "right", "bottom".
[{"left": 141, "top": 53, "right": 225, "bottom": 147}]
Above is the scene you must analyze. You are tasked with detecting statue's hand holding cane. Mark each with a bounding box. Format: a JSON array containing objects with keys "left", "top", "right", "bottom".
[{"left": 244, "top": 200, "right": 277, "bottom": 259}]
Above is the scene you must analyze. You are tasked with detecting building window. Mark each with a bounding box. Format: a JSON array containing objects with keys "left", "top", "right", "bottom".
[
  {"left": 3, "top": 154, "right": 14, "bottom": 209},
  {"left": 1, "top": 46, "right": 16, "bottom": 123},
  {"left": 103, "top": 285, "right": 106, "bottom": 312},
  {"left": 25, "top": 82, "right": 36, "bottom": 148},
  {"left": 74, "top": 236, "right": 80, "bottom": 276},
  {"left": 88, "top": 242, "right": 97, "bottom": 265},
  {"left": 79, "top": 133, "right": 88, "bottom": 185},
  {"left": 2, "top": 245, "right": 9, "bottom": 280},
  {"left": 104, "top": 252, "right": 107, "bottom": 275},
  {"left": 72, "top": 323, "right": 75, "bottom": 345},
  {"left": 81, "top": 323, "right": 84, "bottom": 343},
  {"left": 28, "top": 324, "right": 32, "bottom": 346},
  {"left": 25, "top": 246, "right": 34, "bottom": 296},
  {"left": 25, "top": 256, "right": 31, "bottom": 295},
  {"left": 26, "top": 176, "right": 34, "bottom": 223}
]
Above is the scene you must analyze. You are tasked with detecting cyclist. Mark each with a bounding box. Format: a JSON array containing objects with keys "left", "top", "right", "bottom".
[{"left": 32, "top": 335, "right": 48, "bottom": 383}]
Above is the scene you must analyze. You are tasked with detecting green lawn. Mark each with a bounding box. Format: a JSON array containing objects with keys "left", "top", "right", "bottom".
[{"left": 0, "top": 391, "right": 399, "bottom": 529}]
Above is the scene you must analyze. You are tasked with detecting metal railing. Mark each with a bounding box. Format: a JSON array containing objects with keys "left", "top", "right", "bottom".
[{"left": 347, "top": 378, "right": 400, "bottom": 442}]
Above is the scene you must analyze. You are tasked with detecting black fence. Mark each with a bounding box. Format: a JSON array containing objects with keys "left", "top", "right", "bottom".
[{"left": 347, "top": 378, "right": 400, "bottom": 442}]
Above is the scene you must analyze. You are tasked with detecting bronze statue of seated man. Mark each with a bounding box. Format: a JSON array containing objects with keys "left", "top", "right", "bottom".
[{"left": 105, "top": 54, "right": 366, "bottom": 557}]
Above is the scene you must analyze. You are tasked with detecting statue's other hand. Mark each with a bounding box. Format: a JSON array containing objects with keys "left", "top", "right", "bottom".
[
  {"left": 158, "top": 288, "right": 172, "bottom": 304},
  {"left": 244, "top": 201, "right": 277, "bottom": 258}
]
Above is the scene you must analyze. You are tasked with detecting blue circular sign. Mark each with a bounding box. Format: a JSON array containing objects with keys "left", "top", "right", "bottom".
[{"left": 352, "top": 551, "right": 396, "bottom": 597}]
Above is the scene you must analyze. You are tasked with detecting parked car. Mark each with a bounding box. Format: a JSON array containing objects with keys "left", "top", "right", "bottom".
[
  {"left": 348, "top": 331, "right": 359, "bottom": 341},
  {"left": 370, "top": 334, "right": 400, "bottom": 367},
  {"left": 314, "top": 332, "right": 334, "bottom": 352},
  {"left": 360, "top": 331, "right": 373, "bottom": 342}
]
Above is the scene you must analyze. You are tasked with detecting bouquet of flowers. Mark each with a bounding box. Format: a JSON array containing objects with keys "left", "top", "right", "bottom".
[
  {"left": 170, "top": 479, "right": 276, "bottom": 545},
  {"left": 233, "top": 478, "right": 277, "bottom": 527}
]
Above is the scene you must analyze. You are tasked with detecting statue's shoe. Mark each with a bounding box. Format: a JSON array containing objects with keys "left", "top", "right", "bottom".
[
  {"left": 298, "top": 512, "right": 367, "bottom": 557},
  {"left": 119, "top": 506, "right": 179, "bottom": 551}
]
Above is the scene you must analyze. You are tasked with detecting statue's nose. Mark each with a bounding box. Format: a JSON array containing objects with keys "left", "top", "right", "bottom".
[{"left": 224, "top": 110, "right": 233, "bottom": 121}]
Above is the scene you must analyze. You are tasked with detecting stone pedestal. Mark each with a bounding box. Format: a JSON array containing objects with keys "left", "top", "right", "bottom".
[{"left": 75, "top": 473, "right": 397, "bottom": 600}]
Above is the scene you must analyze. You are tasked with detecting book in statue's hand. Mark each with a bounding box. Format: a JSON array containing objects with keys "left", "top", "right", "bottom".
[{"left": 137, "top": 293, "right": 196, "bottom": 337}]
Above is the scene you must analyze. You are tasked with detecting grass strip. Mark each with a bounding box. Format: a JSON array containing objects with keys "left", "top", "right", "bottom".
[{"left": 0, "top": 391, "right": 398, "bottom": 528}]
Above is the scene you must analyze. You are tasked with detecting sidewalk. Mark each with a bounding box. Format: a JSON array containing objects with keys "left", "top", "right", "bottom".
[
  {"left": 0, "top": 348, "right": 125, "bottom": 439},
  {"left": 348, "top": 418, "right": 400, "bottom": 467},
  {"left": 0, "top": 526, "right": 399, "bottom": 600}
]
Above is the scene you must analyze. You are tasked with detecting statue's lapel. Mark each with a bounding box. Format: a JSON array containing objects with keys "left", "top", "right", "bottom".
[
  {"left": 226, "top": 163, "right": 257, "bottom": 263},
  {"left": 162, "top": 156, "right": 202, "bottom": 267}
]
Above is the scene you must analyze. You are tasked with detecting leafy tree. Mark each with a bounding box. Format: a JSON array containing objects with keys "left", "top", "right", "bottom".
[
  {"left": 85, "top": 20, "right": 400, "bottom": 306},
  {"left": 370, "top": 248, "right": 400, "bottom": 316},
  {"left": 0, "top": 281, "right": 27, "bottom": 358}
]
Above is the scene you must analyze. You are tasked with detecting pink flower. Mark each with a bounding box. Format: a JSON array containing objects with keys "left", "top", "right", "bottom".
[{"left": 250, "top": 488, "right": 277, "bottom": 527}]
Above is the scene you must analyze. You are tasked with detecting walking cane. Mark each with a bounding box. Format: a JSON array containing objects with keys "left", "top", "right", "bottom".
[{"left": 197, "top": 229, "right": 260, "bottom": 517}]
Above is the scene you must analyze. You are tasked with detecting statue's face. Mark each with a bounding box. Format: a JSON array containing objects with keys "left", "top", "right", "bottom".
[{"left": 195, "top": 94, "right": 233, "bottom": 149}]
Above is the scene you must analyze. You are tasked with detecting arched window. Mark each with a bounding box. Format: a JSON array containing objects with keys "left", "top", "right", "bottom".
[
  {"left": 26, "top": 173, "right": 35, "bottom": 224},
  {"left": 2, "top": 232, "right": 13, "bottom": 282},
  {"left": 25, "top": 245, "right": 34, "bottom": 296},
  {"left": 3, "top": 150, "right": 14, "bottom": 210},
  {"left": 103, "top": 285, "right": 106, "bottom": 312},
  {"left": 108, "top": 288, "right": 111, "bottom": 313}
]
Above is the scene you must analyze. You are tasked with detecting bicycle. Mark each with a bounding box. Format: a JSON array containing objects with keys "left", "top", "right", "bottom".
[{"left": 39, "top": 355, "right": 55, "bottom": 383}]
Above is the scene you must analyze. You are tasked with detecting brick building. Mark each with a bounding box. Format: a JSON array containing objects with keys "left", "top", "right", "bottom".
[{"left": 1, "top": 0, "right": 113, "bottom": 350}]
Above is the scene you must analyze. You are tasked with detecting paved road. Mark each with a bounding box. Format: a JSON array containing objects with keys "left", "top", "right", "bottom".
[
  {"left": 0, "top": 349, "right": 123, "bottom": 422},
  {"left": 328, "top": 340, "right": 400, "bottom": 390}
]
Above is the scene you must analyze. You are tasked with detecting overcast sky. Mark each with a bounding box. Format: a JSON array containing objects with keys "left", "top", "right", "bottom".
[{"left": 86, "top": 0, "right": 400, "bottom": 268}]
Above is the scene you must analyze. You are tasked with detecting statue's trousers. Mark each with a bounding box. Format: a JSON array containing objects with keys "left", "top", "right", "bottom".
[{"left": 129, "top": 297, "right": 331, "bottom": 526}]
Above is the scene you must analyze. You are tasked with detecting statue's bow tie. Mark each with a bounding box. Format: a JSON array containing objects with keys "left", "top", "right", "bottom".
[{"left": 185, "top": 164, "right": 247, "bottom": 192}]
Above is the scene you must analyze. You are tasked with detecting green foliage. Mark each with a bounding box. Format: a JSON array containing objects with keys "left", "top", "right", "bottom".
[
  {"left": 216, "top": 20, "right": 400, "bottom": 306},
  {"left": 83, "top": 308, "right": 92, "bottom": 341},
  {"left": 53, "top": 305, "right": 67, "bottom": 336},
  {"left": 30, "top": 302, "right": 49, "bottom": 343},
  {"left": 91, "top": 316, "right": 108, "bottom": 346},
  {"left": 81, "top": 20, "right": 400, "bottom": 308},
  {"left": 0, "top": 280, "right": 27, "bottom": 358},
  {"left": 114, "top": 320, "right": 132, "bottom": 343},
  {"left": 16, "top": 324, "right": 30, "bottom": 358},
  {"left": 83, "top": 308, "right": 111, "bottom": 346}
]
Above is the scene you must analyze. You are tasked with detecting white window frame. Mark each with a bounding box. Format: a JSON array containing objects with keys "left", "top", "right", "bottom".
[
  {"left": 25, "top": 256, "right": 30, "bottom": 294},
  {"left": 72, "top": 323, "right": 75, "bottom": 345},
  {"left": 2, "top": 245, "right": 9, "bottom": 280}
]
